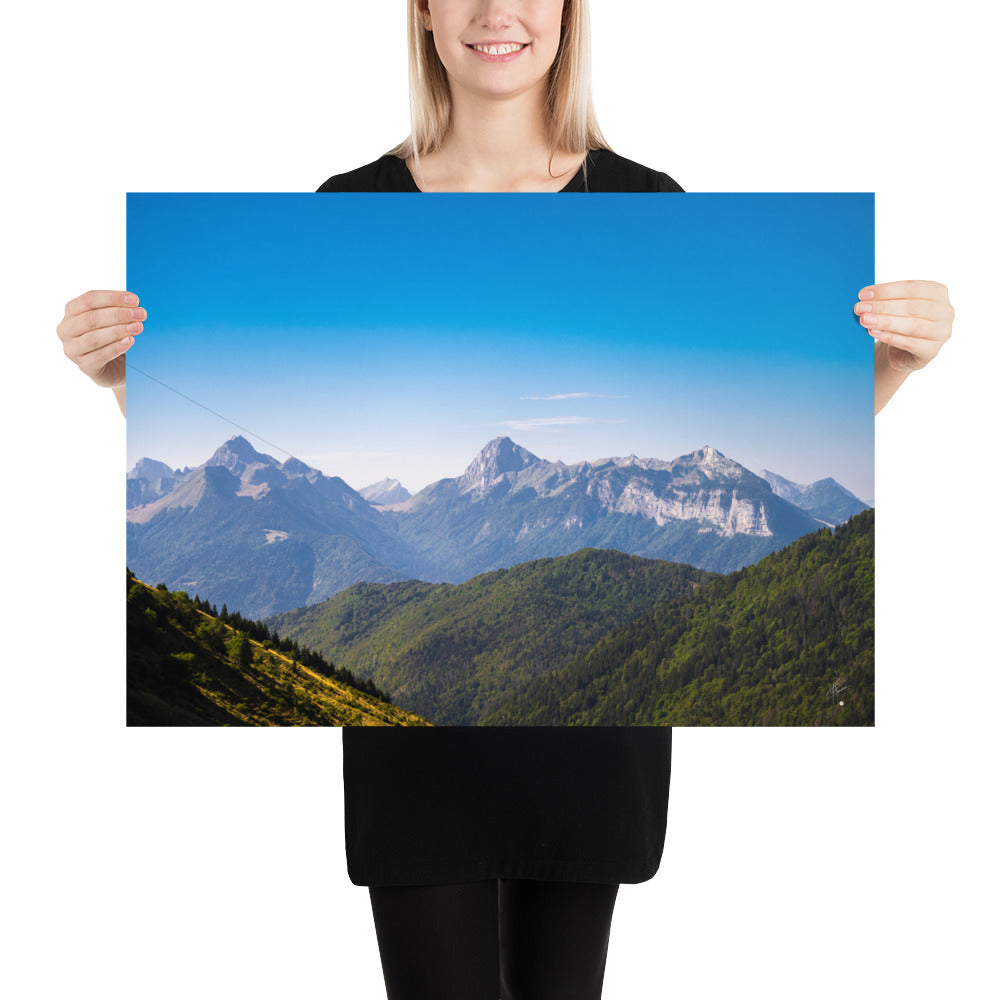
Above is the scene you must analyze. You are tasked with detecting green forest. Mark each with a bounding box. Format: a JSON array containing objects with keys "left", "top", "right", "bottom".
[
  {"left": 485, "top": 508, "right": 874, "bottom": 726},
  {"left": 126, "top": 570, "right": 430, "bottom": 726},
  {"left": 267, "top": 548, "right": 716, "bottom": 726}
]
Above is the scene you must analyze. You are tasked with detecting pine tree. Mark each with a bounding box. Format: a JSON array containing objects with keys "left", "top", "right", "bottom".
[{"left": 227, "top": 632, "right": 252, "bottom": 672}]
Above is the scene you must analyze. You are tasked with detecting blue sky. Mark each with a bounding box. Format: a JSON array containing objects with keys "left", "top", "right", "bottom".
[{"left": 127, "top": 193, "right": 874, "bottom": 503}]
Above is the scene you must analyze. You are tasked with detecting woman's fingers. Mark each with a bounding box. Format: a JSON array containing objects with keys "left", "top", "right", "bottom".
[
  {"left": 864, "top": 327, "right": 929, "bottom": 353},
  {"left": 856, "top": 311, "right": 937, "bottom": 339},
  {"left": 857, "top": 279, "right": 950, "bottom": 303},
  {"left": 63, "top": 289, "right": 140, "bottom": 317},
  {"left": 57, "top": 289, "right": 146, "bottom": 389},
  {"left": 861, "top": 316, "right": 944, "bottom": 370},
  {"left": 59, "top": 303, "right": 146, "bottom": 349},
  {"left": 61, "top": 313, "right": 144, "bottom": 359},
  {"left": 853, "top": 279, "right": 953, "bottom": 373},
  {"left": 854, "top": 280, "right": 954, "bottom": 333},
  {"left": 854, "top": 296, "right": 953, "bottom": 323}
]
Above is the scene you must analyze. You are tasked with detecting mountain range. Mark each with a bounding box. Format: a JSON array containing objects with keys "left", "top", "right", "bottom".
[{"left": 126, "top": 435, "right": 869, "bottom": 619}]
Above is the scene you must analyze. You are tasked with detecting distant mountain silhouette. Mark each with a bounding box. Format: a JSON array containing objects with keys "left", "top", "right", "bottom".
[{"left": 360, "top": 478, "right": 412, "bottom": 506}]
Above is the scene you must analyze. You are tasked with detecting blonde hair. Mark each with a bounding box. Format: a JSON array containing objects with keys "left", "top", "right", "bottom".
[{"left": 388, "top": 0, "right": 611, "bottom": 164}]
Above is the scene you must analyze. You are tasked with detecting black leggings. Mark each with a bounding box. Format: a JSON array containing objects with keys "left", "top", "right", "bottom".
[{"left": 369, "top": 879, "right": 620, "bottom": 1000}]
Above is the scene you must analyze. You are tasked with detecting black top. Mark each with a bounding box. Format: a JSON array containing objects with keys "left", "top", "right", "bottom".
[
  {"left": 317, "top": 147, "right": 683, "bottom": 194},
  {"left": 319, "top": 149, "right": 682, "bottom": 887}
]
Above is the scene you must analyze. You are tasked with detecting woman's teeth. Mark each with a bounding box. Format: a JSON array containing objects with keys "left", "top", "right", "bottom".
[{"left": 471, "top": 43, "right": 527, "bottom": 55}]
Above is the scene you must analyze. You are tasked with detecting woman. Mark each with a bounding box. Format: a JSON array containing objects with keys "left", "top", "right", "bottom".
[{"left": 57, "top": 2, "right": 953, "bottom": 997}]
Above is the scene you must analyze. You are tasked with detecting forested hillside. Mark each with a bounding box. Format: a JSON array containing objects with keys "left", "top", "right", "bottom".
[
  {"left": 126, "top": 571, "right": 430, "bottom": 727},
  {"left": 267, "top": 549, "right": 717, "bottom": 725},
  {"left": 484, "top": 508, "right": 874, "bottom": 726}
]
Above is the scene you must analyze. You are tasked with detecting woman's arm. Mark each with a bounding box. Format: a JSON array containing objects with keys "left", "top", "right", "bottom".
[{"left": 858, "top": 280, "right": 955, "bottom": 415}]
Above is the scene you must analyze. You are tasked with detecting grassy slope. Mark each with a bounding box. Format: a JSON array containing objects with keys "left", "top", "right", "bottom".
[{"left": 127, "top": 576, "right": 430, "bottom": 727}]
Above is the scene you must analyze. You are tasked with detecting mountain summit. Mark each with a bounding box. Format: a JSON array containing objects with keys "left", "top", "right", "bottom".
[
  {"left": 360, "top": 478, "right": 412, "bottom": 506},
  {"left": 462, "top": 437, "right": 542, "bottom": 491},
  {"left": 758, "top": 469, "right": 868, "bottom": 525},
  {"left": 206, "top": 435, "right": 276, "bottom": 475},
  {"left": 127, "top": 457, "right": 182, "bottom": 481}
]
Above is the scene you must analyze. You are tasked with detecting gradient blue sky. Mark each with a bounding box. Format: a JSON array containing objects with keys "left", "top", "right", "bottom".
[{"left": 127, "top": 193, "right": 874, "bottom": 503}]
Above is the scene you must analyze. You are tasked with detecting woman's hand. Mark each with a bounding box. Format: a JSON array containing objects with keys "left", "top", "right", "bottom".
[
  {"left": 57, "top": 290, "right": 145, "bottom": 390},
  {"left": 855, "top": 280, "right": 954, "bottom": 373}
]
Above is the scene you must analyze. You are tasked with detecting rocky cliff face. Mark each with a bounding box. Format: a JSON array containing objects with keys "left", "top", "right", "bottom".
[
  {"left": 413, "top": 439, "right": 782, "bottom": 536},
  {"left": 390, "top": 439, "right": 823, "bottom": 580}
]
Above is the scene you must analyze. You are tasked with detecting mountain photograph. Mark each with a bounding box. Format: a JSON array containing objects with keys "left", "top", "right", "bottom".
[
  {"left": 127, "top": 434, "right": 873, "bottom": 726},
  {"left": 126, "top": 193, "right": 873, "bottom": 726}
]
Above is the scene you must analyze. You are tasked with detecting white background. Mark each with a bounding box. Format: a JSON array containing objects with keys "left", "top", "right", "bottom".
[{"left": 3, "top": 1, "right": 996, "bottom": 997}]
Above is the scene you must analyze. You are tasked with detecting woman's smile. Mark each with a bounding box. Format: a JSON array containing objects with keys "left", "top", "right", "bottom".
[{"left": 466, "top": 40, "right": 531, "bottom": 61}]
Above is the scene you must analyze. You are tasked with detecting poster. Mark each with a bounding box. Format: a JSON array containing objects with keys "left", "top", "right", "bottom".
[{"left": 126, "top": 193, "right": 873, "bottom": 726}]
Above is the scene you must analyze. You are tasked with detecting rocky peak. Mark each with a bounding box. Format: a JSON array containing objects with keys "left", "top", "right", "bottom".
[
  {"left": 694, "top": 444, "right": 723, "bottom": 463},
  {"left": 683, "top": 444, "right": 747, "bottom": 478},
  {"left": 463, "top": 437, "right": 541, "bottom": 483},
  {"left": 206, "top": 435, "right": 276, "bottom": 476},
  {"left": 280, "top": 456, "right": 316, "bottom": 477},
  {"left": 360, "top": 478, "right": 412, "bottom": 506},
  {"left": 127, "top": 457, "right": 180, "bottom": 481}
]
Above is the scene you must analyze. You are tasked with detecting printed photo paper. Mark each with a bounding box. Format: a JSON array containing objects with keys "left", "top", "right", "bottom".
[{"left": 126, "top": 193, "right": 874, "bottom": 727}]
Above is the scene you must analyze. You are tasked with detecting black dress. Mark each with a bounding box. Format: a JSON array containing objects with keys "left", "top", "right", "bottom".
[{"left": 318, "top": 149, "right": 682, "bottom": 888}]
